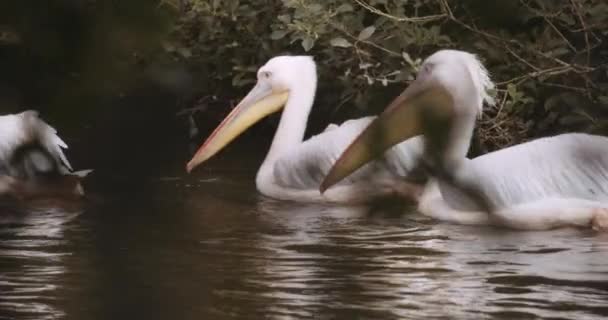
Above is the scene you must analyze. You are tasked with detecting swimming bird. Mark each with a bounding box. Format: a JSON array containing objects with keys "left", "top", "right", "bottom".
[
  {"left": 0, "top": 110, "right": 88, "bottom": 209},
  {"left": 321, "top": 49, "right": 608, "bottom": 231},
  {"left": 186, "top": 56, "right": 425, "bottom": 203}
]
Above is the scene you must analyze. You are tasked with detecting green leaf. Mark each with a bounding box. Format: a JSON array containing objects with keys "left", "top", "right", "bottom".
[
  {"left": 277, "top": 14, "right": 291, "bottom": 24},
  {"left": 330, "top": 37, "right": 352, "bottom": 48},
  {"left": 309, "top": 4, "right": 323, "bottom": 13},
  {"left": 546, "top": 47, "right": 570, "bottom": 57},
  {"left": 558, "top": 14, "right": 575, "bottom": 26},
  {"left": 559, "top": 115, "right": 586, "bottom": 126},
  {"left": 335, "top": 4, "right": 354, "bottom": 13},
  {"left": 359, "top": 62, "right": 373, "bottom": 69},
  {"left": 270, "top": 30, "right": 288, "bottom": 40},
  {"left": 358, "top": 26, "right": 376, "bottom": 41},
  {"left": 402, "top": 52, "right": 415, "bottom": 67},
  {"left": 507, "top": 83, "right": 518, "bottom": 98},
  {"left": 301, "top": 37, "right": 314, "bottom": 51},
  {"left": 176, "top": 47, "right": 192, "bottom": 58},
  {"left": 161, "top": 41, "right": 176, "bottom": 53}
]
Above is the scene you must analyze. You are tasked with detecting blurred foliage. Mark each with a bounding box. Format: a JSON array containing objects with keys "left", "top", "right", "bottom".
[
  {"left": 171, "top": 0, "right": 608, "bottom": 152},
  {"left": 0, "top": 0, "right": 176, "bottom": 121},
  {"left": 1, "top": 0, "right": 605, "bottom": 153}
]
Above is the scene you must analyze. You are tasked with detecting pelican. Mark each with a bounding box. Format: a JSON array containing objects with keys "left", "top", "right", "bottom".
[
  {"left": 186, "top": 56, "right": 425, "bottom": 203},
  {"left": 321, "top": 49, "right": 608, "bottom": 231},
  {"left": 0, "top": 110, "right": 88, "bottom": 206}
]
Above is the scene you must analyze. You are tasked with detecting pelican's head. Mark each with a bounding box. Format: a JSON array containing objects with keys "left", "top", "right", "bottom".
[
  {"left": 186, "top": 56, "right": 316, "bottom": 172},
  {"left": 320, "top": 50, "right": 495, "bottom": 192},
  {"left": 405, "top": 50, "right": 495, "bottom": 117}
]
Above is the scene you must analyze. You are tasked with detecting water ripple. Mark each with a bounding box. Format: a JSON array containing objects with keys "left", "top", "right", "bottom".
[
  {"left": 0, "top": 209, "right": 79, "bottom": 320},
  {"left": 2, "top": 181, "right": 608, "bottom": 320}
]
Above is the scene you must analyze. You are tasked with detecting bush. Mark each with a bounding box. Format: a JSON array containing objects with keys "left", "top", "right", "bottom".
[{"left": 169, "top": 0, "right": 608, "bottom": 152}]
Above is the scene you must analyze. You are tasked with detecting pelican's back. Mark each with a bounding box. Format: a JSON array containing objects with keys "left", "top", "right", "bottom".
[
  {"left": 272, "top": 116, "right": 425, "bottom": 190},
  {"left": 446, "top": 133, "right": 608, "bottom": 209}
]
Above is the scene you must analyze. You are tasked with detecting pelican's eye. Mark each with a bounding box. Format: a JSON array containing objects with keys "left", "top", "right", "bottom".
[
  {"left": 259, "top": 71, "right": 272, "bottom": 79},
  {"left": 416, "top": 63, "right": 434, "bottom": 81}
]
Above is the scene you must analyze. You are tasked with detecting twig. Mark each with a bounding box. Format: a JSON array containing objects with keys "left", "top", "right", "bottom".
[
  {"left": 440, "top": 0, "right": 594, "bottom": 74},
  {"left": 329, "top": 21, "right": 401, "bottom": 57},
  {"left": 570, "top": 0, "right": 591, "bottom": 66},
  {"left": 540, "top": 82, "right": 588, "bottom": 93},
  {"left": 497, "top": 66, "right": 573, "bottom": 86},
  {"left": 495, "top": 90, "right": 510, "bottom": 120},
  {"left": 543, "top": 16, "right": 576, "bottom": 52},
  {"left": 353, "top": 0, "right": 447, "bottom": 23},
  {"left": 505, "top": 46, "right": 541, "bottom": 72},
  {"left": 569, "top": 0, "right": 593, "bottom": 98}
]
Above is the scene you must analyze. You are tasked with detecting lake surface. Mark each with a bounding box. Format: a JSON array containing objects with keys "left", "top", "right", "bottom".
[{"left": 1, "top": 158, "right": 608, "bottom": 320}]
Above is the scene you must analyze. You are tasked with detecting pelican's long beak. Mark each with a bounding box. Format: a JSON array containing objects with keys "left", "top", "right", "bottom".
[
  {"left": 320, "top": 84, "right": 453, "bottom": 193},
  {"left": 186, "top": 82, "right": 289, "bottom": 172}
]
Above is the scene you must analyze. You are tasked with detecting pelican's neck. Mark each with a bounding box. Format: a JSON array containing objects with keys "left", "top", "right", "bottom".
[
  {"left": 262, "top": 81, "right": 316, "bottom": 166},
  {"left": 443, "top": 111, "right": 476, "bottom": 169},
  {"left": 436, "top": 106, "right": 481, "bottom": 211}
]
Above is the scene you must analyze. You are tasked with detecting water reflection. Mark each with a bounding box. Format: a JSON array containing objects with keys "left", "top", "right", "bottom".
[
  {"left": 1, "top": 167, "right": 608, "bottom": 319},
  {"left": 0, "top": 209, "right": 81, "bottom": 320},
  {"left": 182, "top": 174, "right": 608, "bottom": 319}
]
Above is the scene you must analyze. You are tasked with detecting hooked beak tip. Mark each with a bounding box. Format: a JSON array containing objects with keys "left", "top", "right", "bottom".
[
  {"left": 186, "top": 161, "right": 195, "bottom": 174},
  {"left": 319, "top": 184, "right": 328, "bottom": 195}
]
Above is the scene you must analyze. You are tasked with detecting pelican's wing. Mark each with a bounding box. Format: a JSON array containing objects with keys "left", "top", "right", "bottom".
[
  {"left": 273, "top": 116, "right": 424, "bottom": 190},
  {"left": 0, "top": 113, "right": 28, "bottom": 165},
  {"left": 0, "top": 111, "right": 73, "bottom": 173},
  {"left": 25, "top": 111, "right": 73, "bottom": 172},
  {"left": 444, "top": 133, "right": 608, "bottom": 210}
]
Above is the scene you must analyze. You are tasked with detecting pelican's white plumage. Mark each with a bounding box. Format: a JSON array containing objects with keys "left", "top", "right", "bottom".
[
  {"left": 187, "top": 56, "right": 424, "bottom": 203},
  {"left": 264, "top": 116, "right": 424, "bottom": 203},
  {"left": 323, "top": 49, "right": 608, "bottom": 231},
  {"left": 0, "top": 110, "right": 91, "bottom": 210},
  {"left": 0, "top": 111, "right": 72, "bottom": 175},
  {"left": 452, "top": 134, "right": 608, "bottom": 208},
  {"left": 0, "top": 110, "right": 92, "bottom": 203},
  {"left": 422, "top": 133, "right": 608, "bottom": 230}
]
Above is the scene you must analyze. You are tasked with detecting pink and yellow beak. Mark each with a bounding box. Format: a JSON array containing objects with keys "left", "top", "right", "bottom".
[
  {"left": 186, "top": 83, "right": 289, "bottom": 172},
  {"left": 320, "top": 85, "right": 453, "bottom": 193}
]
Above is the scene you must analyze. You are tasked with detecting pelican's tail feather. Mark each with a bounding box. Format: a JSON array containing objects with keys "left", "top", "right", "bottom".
[{"left": 20, "top": 110, "right": 73, "bottom": 172}]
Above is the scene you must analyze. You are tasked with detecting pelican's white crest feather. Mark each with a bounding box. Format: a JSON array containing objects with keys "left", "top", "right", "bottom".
[
  {"left": 425, "top": 50, "right": 496, "bottom": 115},
  {"left": 465, "top": 52, "right": 496, "bottom": 110}
]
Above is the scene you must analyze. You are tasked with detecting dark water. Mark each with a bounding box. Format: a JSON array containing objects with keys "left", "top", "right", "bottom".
[{"left": 1, "top": 157, "right": 608, "bottom": 320}]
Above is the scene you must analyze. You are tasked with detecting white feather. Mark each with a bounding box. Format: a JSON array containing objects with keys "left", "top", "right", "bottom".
[{"left": 0, "top": 110, "right": 72, "bottom": 172}]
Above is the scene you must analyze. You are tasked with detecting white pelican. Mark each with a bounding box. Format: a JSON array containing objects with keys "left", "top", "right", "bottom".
[
  {"left": 186, "top": 56, "right": 425, "bottom": 203},
  {"left": 0, "top": 110, "right": 88, "bottom": 204},
  {"left": 321, "top": 49, "right": 608, "bottom": 231}
]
